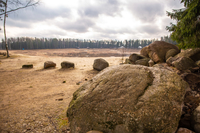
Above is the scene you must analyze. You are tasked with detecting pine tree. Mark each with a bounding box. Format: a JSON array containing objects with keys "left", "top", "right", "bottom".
[{"left": 166, "top": 0, "right": 200, "bottom": 49}]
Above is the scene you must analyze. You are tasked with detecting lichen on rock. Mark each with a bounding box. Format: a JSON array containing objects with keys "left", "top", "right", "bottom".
[{"left": 67, "top": 65, "right": 188, "bottom": 133}]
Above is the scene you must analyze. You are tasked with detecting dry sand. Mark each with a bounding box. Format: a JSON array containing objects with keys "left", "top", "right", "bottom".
[{"left": 0, "top": 49, "right": 140, "bottom": 132}]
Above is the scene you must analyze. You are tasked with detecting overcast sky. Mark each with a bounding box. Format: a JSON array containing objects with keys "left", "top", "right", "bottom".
[{"left": 0, "top": 0, "right": 184, "bottom": 41}]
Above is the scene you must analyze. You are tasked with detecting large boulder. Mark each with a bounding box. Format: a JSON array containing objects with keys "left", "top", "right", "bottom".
[
  {"left": 93, "top": 58, "right": 109, "bottom": 71},
  {"left": 67, "top": 65, "right": 188, "bottom": 133},
  {"left": 44, "top": 61, "right": 56, "bottom": 69},
  {"left": 172, "top": 57, "right": 196, "bottom": 71},
  {"left": 175, "top": 48, "right": 200, "bottom": 62},
  {"left": 61, "top": 61, "right": 74, "bottom": 68},
  {"left": 140, "top": 41, "right": 180, "bottom": 63}
]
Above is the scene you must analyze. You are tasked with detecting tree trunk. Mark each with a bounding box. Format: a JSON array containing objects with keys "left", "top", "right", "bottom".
[{"left": 3, "top": 0, "right": 9, "bottom": 57}]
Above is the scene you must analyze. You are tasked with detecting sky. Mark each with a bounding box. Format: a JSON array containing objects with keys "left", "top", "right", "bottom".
[{"left": 0, "top": 0, "right": 185, "bottom": 41}]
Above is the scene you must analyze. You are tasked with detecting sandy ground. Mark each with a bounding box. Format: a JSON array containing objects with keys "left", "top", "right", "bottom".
[{"left": 0, "top": 49, "right": 140, "bottom": 133}]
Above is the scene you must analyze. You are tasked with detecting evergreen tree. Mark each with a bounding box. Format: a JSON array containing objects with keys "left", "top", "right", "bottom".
[{"left": 166, "top": 0, "right": 200, "bottom": 48}]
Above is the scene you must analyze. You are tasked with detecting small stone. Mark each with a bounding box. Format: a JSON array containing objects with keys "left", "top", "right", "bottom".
[
  {"left": 61, "top": 61, "right": 75, "bottom": 68},
  {"left": 148, "top": 59, "right": 154, "bottom": 67},
  {"left": 56, "top": 98, "right": 63, "bottom": 101},
  {"left": 86, "top": 131, "right": 103, "bottom": 133},
  {"left": 44, "top": 61, "right": 56, "bottom": 69},
  {"left": 93, "top": 58, "right": 109, "bottom": 71},
  {"left": 22, "top": 64, "right": 33, "bottom": 69},
  {"left": 196, "top": 60, "right": 200, "bottom": 66},
  {"left": 176, "top": 128, "right": 194, "bottom": 133}
]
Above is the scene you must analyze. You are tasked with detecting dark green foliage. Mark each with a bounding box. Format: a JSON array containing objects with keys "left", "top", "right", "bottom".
[{"left": 166, "top": 0, "right": 200, "bottom": 49}]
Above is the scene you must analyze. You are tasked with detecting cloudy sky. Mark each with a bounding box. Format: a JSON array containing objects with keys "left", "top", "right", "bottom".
[{"left": 0, "top": 0, "right": 184, "bottom": 41}]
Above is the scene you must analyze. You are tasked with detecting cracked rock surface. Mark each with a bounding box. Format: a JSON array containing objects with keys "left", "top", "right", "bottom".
[{"left": 67, "top": 65, "right": 189, "bottom": 133}]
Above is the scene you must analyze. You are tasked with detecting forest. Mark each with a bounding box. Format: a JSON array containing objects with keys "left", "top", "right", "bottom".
[{"left": 0, "top": 35, "right": 176, "bottom": 50}]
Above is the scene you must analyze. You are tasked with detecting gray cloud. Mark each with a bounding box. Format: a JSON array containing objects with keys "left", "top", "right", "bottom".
[
  {"left": 58, "top": 18, "right": 95, "bottom": 33},
  {"left": 94, "top": 26, "right": 135, "bottom": 35},
  {"left": 161, "top": 17, "right": 177, "bottom": 30},
  {"left": 138, "top": 24, "right": 161, "bottom": 35},
  {"left": 24, "top": 29, "right": 67, "bottom": 38},
  {"left": 7, "top": 5, "right": 71, "bottom": 22},
  {"left": 78, "top": 0, "right": 122, "bottom": 18},
  {"left": 6, "top": 18, "right": 32, "bottom": 28},
  {"left": 127, "top": 1, "right": 165, "bottom": 22},
  {"left": 165, "top": 0, "right": 184, "bottom": 9},
  {"left": 5, "top": 4, "right": 72, "bottom": 29}
]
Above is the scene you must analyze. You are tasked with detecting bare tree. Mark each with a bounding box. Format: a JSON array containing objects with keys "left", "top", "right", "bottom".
[{"left": 0, "top": 0, "right": 39, "bottom": 57}]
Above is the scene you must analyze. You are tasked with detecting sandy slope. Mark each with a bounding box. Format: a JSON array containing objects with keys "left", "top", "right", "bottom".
[{"left": 0, "top": 49, "right": 139, "bottom": 132}]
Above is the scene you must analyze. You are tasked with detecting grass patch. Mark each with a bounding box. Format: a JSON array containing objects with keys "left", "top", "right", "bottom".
[
  {"left": 58, "top": 116, "right": 69, "bottom": 128},
  {"left": 56, "top": 108, "right": 69, "bottom": 130}
]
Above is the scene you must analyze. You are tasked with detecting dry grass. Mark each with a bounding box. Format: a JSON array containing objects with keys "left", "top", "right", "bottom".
[{"left": 0, "top": 49, "right": 140, "bottom": 132}]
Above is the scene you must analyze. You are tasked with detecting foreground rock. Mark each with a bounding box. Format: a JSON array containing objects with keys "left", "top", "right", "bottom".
[
  {"left": 93, "top": 58, "right": 109, "bottom": 71},
  {"left": 140, "top": 41, "right": 180, "bottom": 63},
  {"left": 67, "top": 65, "right": 188, "bottom": 133},
  {"left": 44, "top": 61, "right": 56, "bottom": 69},
  {"left": 61, "top": 61, "right": 75, "bottom": 68}
]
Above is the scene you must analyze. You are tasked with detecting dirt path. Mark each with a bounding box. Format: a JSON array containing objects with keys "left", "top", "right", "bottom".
[{"left": 0, "top": 49, "right": 139, "bottom": 132}]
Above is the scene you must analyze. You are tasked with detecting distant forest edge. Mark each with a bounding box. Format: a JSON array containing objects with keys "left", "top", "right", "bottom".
[{"left": 0, "top": 35, "right": 176, "bottom": 50}]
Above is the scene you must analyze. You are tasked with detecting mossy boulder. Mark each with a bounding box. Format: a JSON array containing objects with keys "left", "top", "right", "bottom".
[
  {"left": 166, "top": 49, "right": 180, "bottom": 60},
  {"left": 67, "top": 65, "right": 188, "bottom": 133},
  {"left": 129, "top": 53, "right": 146, "bottom": 63},
  {"left": 135, "top": 58, "right": 150, "bottom": 66}
]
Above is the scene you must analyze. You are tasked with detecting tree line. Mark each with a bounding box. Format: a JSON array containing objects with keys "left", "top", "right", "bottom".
[{"left": 0, "top": 35, "right": 176, "bottom": 50}]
